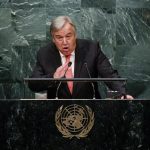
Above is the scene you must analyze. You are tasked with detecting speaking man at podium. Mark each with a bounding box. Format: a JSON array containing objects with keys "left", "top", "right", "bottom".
[{"left": 28, "top": 16, "right": 133, "bottom": 99}]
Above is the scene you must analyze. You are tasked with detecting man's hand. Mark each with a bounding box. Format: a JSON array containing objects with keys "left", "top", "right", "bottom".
[
  {"left": 53, "top": 62, "right": 69, "bottom": 78},
  {"left": 121, "top": 95, "right": 134, "bottom": 100}
]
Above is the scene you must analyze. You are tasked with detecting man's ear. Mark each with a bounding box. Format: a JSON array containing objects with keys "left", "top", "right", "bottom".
[
  {"left": 52, "top": 37, "right": 55, "bottom": 43},
  {"left": 52, "top": 35, "right": 55, "bottom": 43}
]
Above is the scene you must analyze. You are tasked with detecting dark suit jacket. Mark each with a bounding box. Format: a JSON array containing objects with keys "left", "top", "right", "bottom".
[{"left": 28, "top": 39, "right": 125, "bottom": 99}]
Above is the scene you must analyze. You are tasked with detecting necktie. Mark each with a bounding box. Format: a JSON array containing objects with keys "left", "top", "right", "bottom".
[{"left": 65, "top": 55, "right": 73, "bottom": 94}]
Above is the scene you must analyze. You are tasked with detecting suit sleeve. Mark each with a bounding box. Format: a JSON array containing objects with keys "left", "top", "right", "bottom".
[
  {"left": 96, "top": 43, "right": 126, "bottom": 96},
  {"left": 28, "top": 50, "right": 57, "bottom": 92}
]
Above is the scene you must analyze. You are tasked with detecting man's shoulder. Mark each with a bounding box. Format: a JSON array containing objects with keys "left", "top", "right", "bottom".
[
  {"left": 77, "top": 38, "right": 98, "bottom": 46},
  {"left": 38, "top": 42, "right": 55, "bottom": 54}
]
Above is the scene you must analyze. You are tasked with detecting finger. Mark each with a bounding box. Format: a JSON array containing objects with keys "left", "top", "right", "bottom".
[
  {"left": 56, "top": 65, "right": 64, "bottom": 72},
  {"left": 56, "top": 62, "right": 68, "bottom": 72},
  {"left": 121, "top": 95, "right": 134, "bottom": 100},
  {"left": 121, "top": 96, "right": 124, "bottom": 99},
  {"left": 126, "top": 95, "right": 134, "bottom": 100},
  {"left": 63, "top": 62, "right": 69, "bottom": 70},
  {"left": 54, "top": 63, "right": 70, "bottom": 78}
]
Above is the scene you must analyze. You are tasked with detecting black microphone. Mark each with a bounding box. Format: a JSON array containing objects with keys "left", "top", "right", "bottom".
[
  {"left": 68, "top": 62, "right": 72, "bottom": 67},
  {"left": 63, "top": 62, "right": 72, "bottom": 78},
  {"left": 55, "top": 62, "right": 72, "bottom": 99},
  {"left": 84, "top": 62, "right": 96, "bottom": 99}
]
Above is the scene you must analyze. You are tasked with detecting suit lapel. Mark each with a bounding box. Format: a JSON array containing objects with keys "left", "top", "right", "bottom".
[{"left": 73, "top": 40, "right": 86, "bottom": 96}]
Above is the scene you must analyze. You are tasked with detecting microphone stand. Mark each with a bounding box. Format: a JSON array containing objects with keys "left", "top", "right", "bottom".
[{"left": 84, "top": 63, "right": 96, "bottom": 99}]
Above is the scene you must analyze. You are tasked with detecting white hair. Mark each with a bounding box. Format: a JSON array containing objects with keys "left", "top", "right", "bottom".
[{"left": 50, "top": 16, "right": 76, "bottom": 34}]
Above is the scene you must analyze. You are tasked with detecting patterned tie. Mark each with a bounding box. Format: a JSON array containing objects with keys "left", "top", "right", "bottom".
[{"left": 65, "top": 55, "right": 73, "bottom": 94}]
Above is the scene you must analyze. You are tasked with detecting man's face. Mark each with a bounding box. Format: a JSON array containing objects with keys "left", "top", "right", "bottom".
[{"left": 52, "top": 23, "right": 76, "bottom": 56}]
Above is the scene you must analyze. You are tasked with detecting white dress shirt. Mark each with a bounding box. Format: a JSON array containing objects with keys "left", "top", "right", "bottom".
[{"left": 59, "top": 51, "right": 75, "bottom": 76}]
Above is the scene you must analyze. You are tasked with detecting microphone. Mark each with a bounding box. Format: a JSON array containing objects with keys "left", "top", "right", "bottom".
[
  {"left": 68, "top": 62, "right": 72, "bottom": 67},
  {"left": 55, "top": 62, "right": 72, "bottom": 99},
  {"left": 84, "top": 62, "right": 96, "bottom": 99},
  {"left": 63, "top": 62, "right": 72, "bottom": 78}
]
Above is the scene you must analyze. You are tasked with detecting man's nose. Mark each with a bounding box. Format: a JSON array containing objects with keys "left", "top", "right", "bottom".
[{"left": 62, "top": 37, "right": 67, "bottom": 44}]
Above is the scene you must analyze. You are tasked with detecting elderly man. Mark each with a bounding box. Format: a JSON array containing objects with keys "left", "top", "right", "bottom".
[{"left": 28, "top": 16, "right": 133, "bottom": 99}]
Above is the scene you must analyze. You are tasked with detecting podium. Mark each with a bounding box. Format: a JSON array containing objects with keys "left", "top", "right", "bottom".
[
  {"left": 0, "top": 99, "right": 150, "bottom": 150},
  {"left": 0, "top": 78, "right": 149, "bottom": 149}
]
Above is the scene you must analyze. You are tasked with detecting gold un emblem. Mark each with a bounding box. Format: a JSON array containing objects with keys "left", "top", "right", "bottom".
[{"left": 55, "top": 104, "right": 94, "bottom": 139}]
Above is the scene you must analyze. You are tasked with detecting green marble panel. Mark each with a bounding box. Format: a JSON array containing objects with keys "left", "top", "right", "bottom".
[
  {"left": 116, "top": 8, "right": 150, "bottom": 45},
  {"left": 137, "top": 85, "right": 150, "bottom": 99},
  {"left": 117, "top": 0, "right": 150, "bottom": 8},
  {"left": 24, "top": 83, "right": 35, "bottom": 99},
  {"left": 11, "top": 46, "right": 26, "bottom": 81},
  {"left": 0, "top": 0, "right": 11, "bottom": 8},
  {"left": 126, "top": 81, "right": 150, "bottom": 99},
  {"left": 0, "top": 8, "right": 15, "bottom": 80},
  {"left": 81, "top": 0, "right": 116, "bottom": 8},
  {"left": 0, "top": 83, "right": 19, "bottom": 99},
  {"left": 114, "top": 44, "right": 150, "bottom": 98},
  {"left": 46, "top": 0, "right": 81, "bottom": 8},
  {"left": 114, "top": 44, "right": 150, "bottom": 80},
  {"left": 0, "top": 46, "right": 11, "bottom": 80},
  {"left": 101, "top": 45, "right": 116, "bottom": 63},
  {"left": 11, "top": 0, "right": 46, "bottom": 9},
  {"left": 0, "top": 8, "right": 19, "bottom": 48},
  {"left": 11, "top": 8, "right": 46, "bottom": 42},
  {"left": 80, "top": 8, "right": 116, "bottom": 47},
  {"left": 0, "top": 82, "right": 34, "bottom": 99},
  {"left": 11, "top": 40, "right": 47, "bottom": 81},
  {"left": 9, "top": 40, "right": 47, "bottom": 98}
]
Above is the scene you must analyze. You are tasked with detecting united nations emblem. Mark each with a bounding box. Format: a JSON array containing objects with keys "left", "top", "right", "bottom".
[{"left": 55, "top": 104, "right": 94, "bottom": 139}]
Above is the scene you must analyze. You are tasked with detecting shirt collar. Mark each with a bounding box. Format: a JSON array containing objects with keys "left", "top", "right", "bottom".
[{"left": 59, "top": 50, "right": 75, "bottom": 58}]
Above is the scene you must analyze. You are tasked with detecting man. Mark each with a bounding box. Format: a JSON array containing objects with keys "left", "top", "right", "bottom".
[{"left": 28, "top": 16, "right": 133, "bottom": 99}]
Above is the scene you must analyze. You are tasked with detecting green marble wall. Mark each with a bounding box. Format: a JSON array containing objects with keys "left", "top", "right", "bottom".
[{"left": 0, "top": 0, "right": 150, "bottom": 99}]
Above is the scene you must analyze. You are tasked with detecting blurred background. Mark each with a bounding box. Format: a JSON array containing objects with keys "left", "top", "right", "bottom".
[{"left": 0, "top": 0, "right": 150, "bottom": 99}]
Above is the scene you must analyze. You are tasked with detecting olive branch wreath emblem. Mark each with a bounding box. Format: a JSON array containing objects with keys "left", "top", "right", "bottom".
[{"left": 55, "top": 105, "right": 94, "bottom": 139}]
